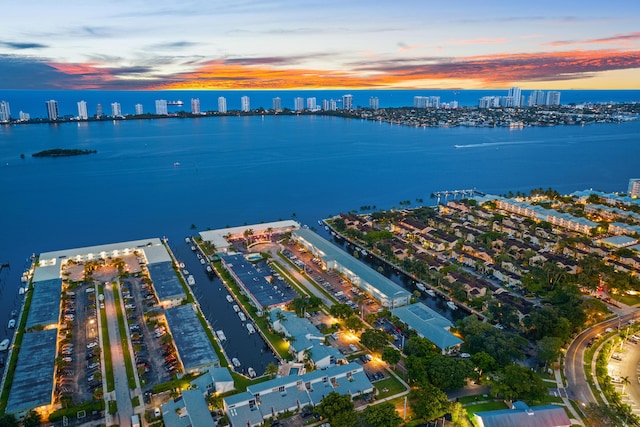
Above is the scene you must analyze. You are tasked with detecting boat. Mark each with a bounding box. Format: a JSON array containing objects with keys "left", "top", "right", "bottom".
[
  {"left": 232, "top": 357, "right": 241, "bottom": 367},
  {"left": 215, "top": 330, "right": 227, "bottom": 342},
  {"left": 446, "top": 301, "right": 458, "bottom": 310},
  {"left": 187, "top": 275, "right": 195, "bottom": 286},
  {"left": 183, "top": 269, "right": 189, "bottom": 275},
  {"left": 226, "top": 295, "right": 234, "bottom": 303},
  {"left": 416, "top": 283, "right": 426, "bottom": 292},
  {"left": 425, "top": 289, "right": 436, "bottom": 297},
  {"left": 173, "top": 162, "right": 181, "bottom": 167},
  {"left": 248, "top": 367, "right": 256, "bottom": 378},
  {"left": 246, "top": 323, "right": 256, "bottom": 334},
  {"left": 206, "top": 265, "right": 213, "bottom": 273},
  {"left": 18, "top": 287, "right": 25, "bottom": 295},
  {"left": 185, "top": 237, "right": 191, "bottom": 244},
  {"left": 179, "top": 262, "right": 185, "bottom": 268},
  {"left": 238, "top": 312, "right": 246, "bottom": 322},
  {"left": 200, "top": 258, "right": 206, "bottom": 265},
  {"left": 191, "top": 246, "right": 196, "bottom": 251},
  {"left": 8, "top": 319, "right": 15, "bottom": 329},
  {"left": 0, "top": 339, "right": 9, "bottom": 352},
  {"left": 233, "top": 305, "right": 240, "bottom": 313}
]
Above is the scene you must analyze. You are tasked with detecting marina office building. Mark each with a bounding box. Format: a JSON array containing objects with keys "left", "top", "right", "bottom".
[{"left": 291, "top": 228, "right": 411, "bottom": 309}]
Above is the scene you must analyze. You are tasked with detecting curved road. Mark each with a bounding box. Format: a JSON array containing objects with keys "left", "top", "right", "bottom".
[{"left": 565, "top": 310, "right": 640, "bottom": 405}]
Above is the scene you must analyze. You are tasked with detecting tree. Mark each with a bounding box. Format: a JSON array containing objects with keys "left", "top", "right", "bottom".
[
  {"left": 449, "top": 401, "right": 472, "bottom": 427},
  {"left": 360, "top": 329, "right": 391, "bottom": 351},
  {"left": 537, "top": 336, "right": 563, "bottom": 366},
  {"left": 362, "top": 402, "right": 402, "bottom": 427},
  {"left": 344, "top": 315, "right": 364, "bottom": 331},
  {"left": 330, "top": 303, "right": 354, "bottom": 319},
  {"left": 315, "top": 392, "right": 356, "bottom": 427},
  {"left": 0, "top": 415, "right": 18, "bottom": 427},
  {"left": 22, "top": 411, "right": 41, "bottom": 427},
  {"left": 409, "top": 382, "right": 450, "bottom": 421},
  {"left": 490, "top": 364, "right": 547, "bottom": 401},
  {"left": 381, "top": 347, "right": 401, "bottom": 366},
  {"left": 264, "top": 362, "right": 279, "bottom": 378},
  {"left": 471, "top": 351, "right": 496, "bottom": 379}
]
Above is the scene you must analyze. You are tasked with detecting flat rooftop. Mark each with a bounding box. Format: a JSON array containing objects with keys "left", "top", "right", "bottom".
[
  {"left": 26, "top": 278, "right": 62, "bottom": 329},
  {"left": 392, "top": 303, "right": 462, "bottom": 350},
  {"left": 148, "top": 261, "right": 186, "bottom": 303},
  {"left": 6, "top": 329, "right": 58, "bottom": 414},
  {"left": 200, "top": 220, "right": 299, "bottom": 252},
  {"left": 165, "top": 304, "right": 219, "bottom": 372},
  {"left": 293, "top": 228, "right": 411, "bottom": 301},
  {"left": 221, "top": 253, "right": 297, "bottom": 309}
]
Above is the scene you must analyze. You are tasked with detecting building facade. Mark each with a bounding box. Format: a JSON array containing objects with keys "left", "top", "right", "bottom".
[
  {"left": 342, "top": 94, "right": 353, "bottom": 110},
  {"left": 135, "top": 103, "right": 143, "bottom": 115},
  {"left": 628, "top": 179, "right": 640, "bottom": 198},
  {"left": 191, "top": 98, "right": 201, "bottom": 114},
  {"left": 45, "top": 100, "right": 59, "bottom": 120},
  {"left": 111, "top": 102, "right": 122, "bottom": 117},
  {"left": 155, "top": 99, "right": 168, "bottom": 115},
  {"left": 294, "top": 97, "right": 304, "bottom": 112},
  {"left": 218, "top": 96, "right": 227, "bottom": 113},
  {"left": 77, "top": 101, "right": 88, "bottom": 120},
  {"left": 272, "top": 97, "right": 282, "bottom": 112},
  {"left": 241, "top": 96, "right": 250, "bottom": 112},
  {"left": 0, "top": 100, "right": 11, "bottom": 122}
]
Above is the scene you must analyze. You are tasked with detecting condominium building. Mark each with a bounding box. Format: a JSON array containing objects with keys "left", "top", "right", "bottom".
[
  {"left": 322, "top": 99, "right": 338, "bottom": 111},
  {"left": 528, "top": 90, "right": 546, "bottom": 106},
  {"left": 342, "top": 94, "right": 353, "bottom": 110},
  {"left": 77, "top": 101, "right": 88, "bottom": 120},
  {"left": 218, "top": 96, "right": 227, "bottom": 113},
  {"left": 629, "top": 178, "right": 640, "bottom": 198},
  {"left": 111, "top": 102, "right": 122, "bottom": 117},
  {"left": 546, "top": 91, "right": 561, "bottom": 106},
  {"left": 508, "top": 86, "right": 522, "bottom": 107},
  {"left": 155, "top": 99, "right": 168, "bottom": 115},
  {"left": 45, "top": 100, "right": 59, "bottom": 120},
  {"left": 240, "top": 96, "right": 250, "bottom": 112},
  {"left": 19, "top": 111, "right": 30, "bottom": 121},
  {"left": 96, "top": 104, "right": 103, "bottom": 118},
  {"left": 306, "top": 97, "right": 317, "bottom": 111},
  {"left": 478, "top": 96, "right": 500, "bottom": 108},
  {"left": 191, "top": 98, "right": 201, "bottom": 114},
  {"left": 135, "top": 103, "right": 144, "bottom": 115},
  {"left": 272, "top": 97, "right": 281, "bottom": 112},
  {"left": 0, "top": 100, "right": 10, "bottom": 122},
  {"left": 369, "top": 96, "right": 379, "bottom": 110},
  {"left": 294, "top": 97, "right": 304, "bottom": 112}
]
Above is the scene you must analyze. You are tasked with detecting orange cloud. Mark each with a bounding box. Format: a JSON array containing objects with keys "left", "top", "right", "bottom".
[{"left": 545, "top": 32, "right": 640, "bottom": 47}]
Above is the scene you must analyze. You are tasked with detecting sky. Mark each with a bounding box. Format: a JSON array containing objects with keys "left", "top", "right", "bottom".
[{"left": 1, "top": 0, "right": 639, "bottom": 90}]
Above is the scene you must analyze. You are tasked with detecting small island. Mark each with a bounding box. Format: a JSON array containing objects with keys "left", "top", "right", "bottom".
[{"left": 32, "top": 148, "right": 97, "bottom": 157}]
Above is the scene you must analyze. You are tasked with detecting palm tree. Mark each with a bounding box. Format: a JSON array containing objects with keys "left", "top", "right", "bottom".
[{"left": 621, "top": 375, "right": 631, "bottom": 395}]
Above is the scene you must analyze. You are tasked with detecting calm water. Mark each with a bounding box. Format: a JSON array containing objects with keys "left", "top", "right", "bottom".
[{"left": 1, "top": 113, "right": 639, "bottom": 350}]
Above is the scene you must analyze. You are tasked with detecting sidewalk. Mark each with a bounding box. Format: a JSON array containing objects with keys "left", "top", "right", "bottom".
[{"left": 554, "top": 367, "right": 585, "bottom": 426}]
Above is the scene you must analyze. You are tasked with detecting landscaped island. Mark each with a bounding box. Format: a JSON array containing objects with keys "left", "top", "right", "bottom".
[{"left": 32, "top": 148, "right": 96, "bottom": 157}]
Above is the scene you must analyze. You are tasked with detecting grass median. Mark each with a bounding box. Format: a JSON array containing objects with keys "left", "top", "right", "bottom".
[{"left": 113, "top": 284, "right": 137, "bottom": 389}]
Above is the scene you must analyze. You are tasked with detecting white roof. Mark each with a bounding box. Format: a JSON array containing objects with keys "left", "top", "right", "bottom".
[{"left": 199, "top": 220, "right": 299, "bottom": 250}]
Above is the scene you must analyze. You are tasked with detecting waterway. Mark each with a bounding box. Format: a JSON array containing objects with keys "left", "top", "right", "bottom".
[{"left": 1, "top": 114, "right": 639, "bottom": 374}]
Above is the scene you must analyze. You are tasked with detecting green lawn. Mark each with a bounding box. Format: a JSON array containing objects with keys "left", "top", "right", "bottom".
[
  {"left": 99, "top": 285, "right": 115, "bottom": 392},
  {"left": 373, "top": 374, "right": 407, "bottom": 399},
  {"left": 113, "top": 285, "right": 137, "bottom": 389},
  {"left": 610, "top": 293, "right": 640, "bottom": 306}
]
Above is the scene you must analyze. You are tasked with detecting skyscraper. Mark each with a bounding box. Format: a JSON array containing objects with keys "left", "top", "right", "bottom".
[
  {"left": 546, "top": 91, "right": 561, "bottom": 106},
  {"left": 0, "top": 101, "right": 10, "bottom": 122},
  {"left": 306, "top": 97, "right": 317, "bottom": 111},
  {"left": 369, "top": 97, "right": 379, "bottom": 110},
  {"left": 45, "top": 100, "right": 59, "bottom": 120},
  {"left": 272, "top": 97, "right": 282, "bottom": 112},
  {"left": 135, "top": 103, "right": 144, "bottom": 115},
  {"left": 77, "top": 101, "right": 88, "bottom": 120},
  {"left": 294, "top": 97, "right": 304, "bottom": 112},
  {"left": 155, "top": 99, "right": 168, "bottom": 115},
  {"left": 528, "top": 90, "right": 546, "bottom": 106},
  {"left": 218, "top": 96, "right": 227, "bottom": 113},
  {"left": 96, "top": 104, "right": 103, "bottom": 118},
  {"left": 628, "top": 179, "right": 640, "bottom": 198},
  {"left": 342, "top": 94, "right": 353, "bottom": 110},
  {"left": 508, "top": 87, "right": 522, "bottom": 107},
  {"left": 111, "top": 102, "right": 122, "bottom": 117},
  {"left": 191, "top": 98, "right": 201, "bottom": 114},
  {"left": 241, "top": 96, "right": 250, "bottom": 112},
  {"left": 19, "top": 111, "right": 30, "bottom": 121}
]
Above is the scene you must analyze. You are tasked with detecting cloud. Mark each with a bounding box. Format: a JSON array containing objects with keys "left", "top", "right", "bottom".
[
  {"left": 545, "top": 32, "right": 640, "bottom": 47},
  {"left": 446, "top": 38, "right": 508, "bottom": 45},
  {"left": 148, "top": 41, "right": 200, "bottom": 50},
  {"left": 223, "top": 53, "right": 333, "bottom": 66},
  {"left": 0, "top": 41, "right": 48, "bottom": 50}
]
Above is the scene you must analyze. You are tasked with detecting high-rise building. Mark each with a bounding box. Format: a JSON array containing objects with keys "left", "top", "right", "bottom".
[
  {"left": 77, "top": 101, "right": 88, "bottom": 120},
  {"left": 135, "top": 103, "right": 144, "bottom": 115},
  {"left": 369, "top": 97, "right": 379, "bottom": 110},
  {"left": 508, "top": 87, "right": 522, "bottom": 107},
  {"left": 19, "top": 111, "right": 30, "bottom": 121},
  {"left": 272, "top": 97, "right": 282, "bottom": 112},
  {"left": 478, "top": 96, "right": 500, "bottom": 108},
  {"left": 96, "top": 104, "right": 103, "bottom": 118},
  {"left": 322, "top": 99, "right": 337, "bottom": 111},
  {"left": 241, "top": 96, "right": 250, "bottom": 112},
  {"left": 528, "top": 90, "right": 546, "bottom": 106},
  {"left": 450, "top": 100, "right": 459, "bottom": 109},
  {"left": 306, "top": 97, "right": 317, "bottom": 111},
  {"left": 218, "top": 97, "right": 227, "bottom": 113},
  {"left": 111, "top": 102, "right": 122, "bottom": 117},
  {"left": 45, "top": 100, "right": 59, "bottom": 120},
  {"left": 294, "top": 97, "right": 304, "bottom": 112},
  {"left": 191, "top": 98, "right": 201, "bottom": 114},
  {"left": 628, "top": 178, "right": 640, "bottom": 198},
  {"left": 414, "top": 96, "right": 427, "bottom": 108},
  {"left": 342, "top": 94, "right": 353, "bottom": 110},
  {"left": 155, "top": 99, "right": 168, "bottom": 115},
  {"left": 546, "top": 91, "right": 561, "bottom": 106},
  {"left": 0, "top": 101, "right": 10, "bottom": 122}
]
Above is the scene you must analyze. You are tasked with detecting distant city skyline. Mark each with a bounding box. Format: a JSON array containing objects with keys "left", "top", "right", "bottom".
[{"left": 0, "top": 1, "right": 639, "bottom": 90}]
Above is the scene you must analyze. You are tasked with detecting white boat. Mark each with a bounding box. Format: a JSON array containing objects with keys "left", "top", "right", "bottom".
[
  {"left": 232, "top": 357, "right": 241, "bottom": 367},
  {"left": 246, "top": 323, "right": 256, "bottom": 334},
  {"left": 183, "top": 269, "right": 189, "bottom": 275},
  {"left": 226, "top": 295, "right": 233, "bottom": 303},
  {"left": 233, "top": 305, "right": 240, "bottom": 313},
  {"left": 425, "top": 289, "right": 436, "bottom": 297},
  {"left": 238, "top": 312, "right": 246, "bottom": 322},
  {"left": 191, "top": 245, "right": 196, "bottom": 251},
  {"left": 446, "top": 301, "right": 458, "bottom": 310},
  {"left": 416, "top": 283, "right": 426, "bottom": 292},
  {"left": 206, "top": 265, "right": 213, "bottom": 273},
  {"left": 200, "top": 258, "right": 206, "bottom": 265},
  {"left": 18, "top": 287, "right": 25, "bottom": 295},
  {"left": 185, "top": 237, "right": 191, "bottom": 243},
  {"left": 215, "top": 330, "right": 227, "bottom": 341},
  {"left": 248, "top": 367, "right": 257, "bottom": 378},
  {"left": 0, "top": 339, "right": 9, "bottom": 352},
  {"left": 179, "top": 262, "right": 185, "bottom": 268},
  {"left": 8, "top": 319, "right": 15, "bottom": 329},
  {"left": 187, "top": 275, "right": 195, "bottom": 286}
]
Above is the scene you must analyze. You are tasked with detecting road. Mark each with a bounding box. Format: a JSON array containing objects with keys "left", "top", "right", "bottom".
[{"left": 565, "top": 310, "right": 640, "bottom": 406}]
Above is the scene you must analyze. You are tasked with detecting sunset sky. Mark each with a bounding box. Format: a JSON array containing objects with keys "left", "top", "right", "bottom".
[{"left": 1, "top": 0, "right": 639, "bottom": 90}]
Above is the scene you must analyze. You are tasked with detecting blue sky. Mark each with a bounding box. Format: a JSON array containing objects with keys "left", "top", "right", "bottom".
[{"left": 1, "top": 0, "right": 639, "bottom": 89}]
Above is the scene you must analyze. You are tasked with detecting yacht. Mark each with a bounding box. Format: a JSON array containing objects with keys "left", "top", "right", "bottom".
[
  {"left": 232, "top": 357, "right": 241, "bottom": 367},
  {"left": 0, "top": 339, "right": 10, "bottom": 352},
  {"left": 233, "top": 304, "right": 240, "bottom": 313},
  {"left": 246, "top": 323, "right": 256, "bottom": 334},
  {"left": 8, "top": 319, "right": 16, "bottom": 329},
  {"left": 425, "top": 289, "right": 436, "bottom": 297},
  {"left": 446, "top": 301, "right": 458, "bottom": 310},
  {"left": 238, "top": 312, "right": 246, "bottom": 322},
  {"left": 226, "top": 295, "right": 234, "bottom": 303},
  {"left": 248, "top": 367, "right": 257, "bottom": 378},
  {"left": 215, "top": 330, "right": 227, "bottom": 341},
  {"left": 416, "top": 283, "right": 426, "bottom": 292},
  {"left": 187, "top": 275, "right": 195, "bottom": 286}
]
